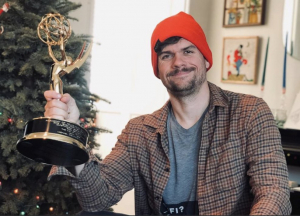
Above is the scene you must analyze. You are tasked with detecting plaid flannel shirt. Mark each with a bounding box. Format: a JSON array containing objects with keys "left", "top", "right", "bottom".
[{"left": 49, "top": 82, "right": 291, "bottom": 215}]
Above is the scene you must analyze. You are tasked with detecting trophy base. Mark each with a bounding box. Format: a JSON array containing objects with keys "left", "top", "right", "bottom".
[{"left": 16, "top": 117, "right": 89, "bottom": 166}]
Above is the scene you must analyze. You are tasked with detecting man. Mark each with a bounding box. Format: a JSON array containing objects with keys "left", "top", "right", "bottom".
[{"left": 44, "top": 12, "right": 291, "bottom": 215}]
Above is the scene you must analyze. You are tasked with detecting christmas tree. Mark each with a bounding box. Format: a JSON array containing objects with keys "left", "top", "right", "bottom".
[{"left": 0, "top": 0, "right": 111, "bottom": 215}]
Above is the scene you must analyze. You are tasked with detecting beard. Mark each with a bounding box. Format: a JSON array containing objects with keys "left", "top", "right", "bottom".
[{"left": 166, "top": 66, "right": 206, "bottom": 98}]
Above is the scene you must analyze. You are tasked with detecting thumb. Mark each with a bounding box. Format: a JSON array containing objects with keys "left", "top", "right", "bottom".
[{"left": 61, "top": 93, "right": 80, "bottom": 123}]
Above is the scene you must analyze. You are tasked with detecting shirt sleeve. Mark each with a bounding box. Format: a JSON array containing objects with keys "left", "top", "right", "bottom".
[
  {"left": 245, "top": 97, "right": 292, "bottom": 215},
  {"left": 48, "top": 123, "right": 134, "bottom": 212}
]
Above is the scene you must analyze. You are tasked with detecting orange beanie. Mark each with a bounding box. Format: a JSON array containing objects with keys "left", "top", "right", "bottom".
[{"left": 151, "top": 11, "right": 213, "bottom": 78}]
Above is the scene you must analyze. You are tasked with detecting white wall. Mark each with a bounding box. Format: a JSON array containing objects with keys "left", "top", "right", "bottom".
[
  {"left": 190, "top": 0, "right": 300, "bottom": 114},
  {"left": 68, "top": 0, "right": 94, "bottom": 35},
  {"left": 68, "top": 0, "right": 95, "bottom": 87}
]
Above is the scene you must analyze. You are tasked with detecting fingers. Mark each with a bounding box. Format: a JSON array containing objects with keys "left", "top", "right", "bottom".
[
  {"left": 44, "top": 112, "right": 68, "bottom": 120},
  {"left": 44, "top": 100, "right": 69, "bottom": 120},
  {"left": 44, "top": 90, "right": 61, "bottom": 101},
  {"left": 44, "top": 98, "right": 68, "bottom": 112},
  {"left": 44, "top": 91, "right": 68, "bottom": 119},
  {"left": 61, "top": 93, "right": 80, "bottom": 123},
  {"left": 60, "top": 93, "right": 72, "bottom": 104},
  {"left": 43, "top": 91, "right": 80, "bottom": 123}
]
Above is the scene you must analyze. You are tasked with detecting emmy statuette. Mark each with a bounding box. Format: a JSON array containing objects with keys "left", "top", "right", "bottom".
[{"left": 16, "top": 13, "right": 92, "bottom": 166}]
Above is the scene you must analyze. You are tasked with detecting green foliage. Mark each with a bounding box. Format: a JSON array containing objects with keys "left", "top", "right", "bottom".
[{"left": 0, "top": 0, "right": 108, "bottom": 215}]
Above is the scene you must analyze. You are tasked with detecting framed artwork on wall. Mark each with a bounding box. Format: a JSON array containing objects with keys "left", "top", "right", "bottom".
[
  {"left": 223, "top": 0, "right": 266, "bottom": 27},
  {"left": 221, "top": 36, "right": 259, "bottom": 84}
]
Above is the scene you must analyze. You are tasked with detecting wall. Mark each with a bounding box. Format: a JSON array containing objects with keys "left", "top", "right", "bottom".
[
  {"left": 190, "top": 0, "right": 300, "bottom": 115},
  {"left": 68, "top": 0, "right": 95, "bottom": 87},
  {"left": 189, "top": 0, "right": 300, "bottom": 183}
]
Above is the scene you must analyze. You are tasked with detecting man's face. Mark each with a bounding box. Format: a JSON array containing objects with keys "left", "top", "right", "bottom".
[{"left": 157, "top": 38, "right": 208, "bottom": 98}]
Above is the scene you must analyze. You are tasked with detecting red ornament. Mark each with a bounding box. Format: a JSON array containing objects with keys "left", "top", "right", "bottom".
[
  {"left": 0, "top": 3, "right": 9, "bottom": 35},
  {"left": 80, "top": 118, "right": 85, "bottom": 122},
  {"left": 0, "top": 3, "right": 9, "bottom": 16},
  {"left": 36, "top": 196, "right": 40, "bottom": 200},
  {"left": 8, "top": 118, "right": 12, "bottom": 123},
  {"left": 84, "top": 125, "right": 88, "bottom": 128}
]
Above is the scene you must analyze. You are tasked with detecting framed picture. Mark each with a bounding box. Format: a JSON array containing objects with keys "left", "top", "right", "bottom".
[
  {"left": 223, "top": 0, "right": 266, "bottom": 27},
  {"left": 221, "top": 36, "right": 259, "bottom": 84}
]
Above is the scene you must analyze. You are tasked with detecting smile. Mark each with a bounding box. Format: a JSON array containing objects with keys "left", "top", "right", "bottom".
[{"left": 167, "top": 67, "right": 195, "bottom": 77}]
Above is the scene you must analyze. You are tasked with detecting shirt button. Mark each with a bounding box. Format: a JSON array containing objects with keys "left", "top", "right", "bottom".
[
  {"left": 155, "top": 196, "right": 160, "bottom": 200},
  {"left": 164, "top": 167, "right": 170, "bottom": 172}
]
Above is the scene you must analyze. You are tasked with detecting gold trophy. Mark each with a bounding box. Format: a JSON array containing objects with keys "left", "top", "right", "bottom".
[{"left": 16, "top": 13, "right": 92, "bottom": 166}]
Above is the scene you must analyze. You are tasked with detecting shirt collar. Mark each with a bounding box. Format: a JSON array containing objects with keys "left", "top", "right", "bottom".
[{"left": 207, "top": 81, "right": 229, "bottom": 112}]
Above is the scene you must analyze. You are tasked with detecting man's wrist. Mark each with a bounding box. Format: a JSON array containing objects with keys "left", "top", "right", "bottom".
[{"left": 65, "top": 164, "right": 85, "bottom": 177}]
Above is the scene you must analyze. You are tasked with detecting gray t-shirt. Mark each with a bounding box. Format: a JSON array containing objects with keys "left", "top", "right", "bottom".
[{"left": 161, "top": 106, "right": 206, "bottom": 215}]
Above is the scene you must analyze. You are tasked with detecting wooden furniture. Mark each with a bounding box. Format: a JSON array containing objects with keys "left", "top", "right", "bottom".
[{"left": 279, "top": 128, "right": 300, "bottom": 215}]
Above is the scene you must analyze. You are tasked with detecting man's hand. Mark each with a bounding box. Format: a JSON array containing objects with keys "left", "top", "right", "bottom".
[{"left": 44, "top": 90, "right": 80, "bottom": 124}]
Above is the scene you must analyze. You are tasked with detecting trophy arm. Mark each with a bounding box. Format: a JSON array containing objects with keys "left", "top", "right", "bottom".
[
  {"left": 63, "top": 41, "right": 92, "bottom": 74},
  {"left": 76, "top": 41, "right": 86, "bottom": 60},
  {"left": 60, "top": 36, "right": 68, "bottom": 66},
  {"left": 48, "top": 46, "right": 59, "bottom": 63}
]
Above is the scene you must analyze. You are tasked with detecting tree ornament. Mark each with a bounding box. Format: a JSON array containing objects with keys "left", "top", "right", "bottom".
[
  {"left": 14, "top": 188, "right": 19, "bottom": 194},
  {"left": 49, "top": 207, "right": 54, "bottom": 212},
  {"left": 0, "top": 2, "right": 9, "bottom": 35},
  {"left": 36, "top": 195, "right": 40, "bottom": 200},
  {"left": 20, "top": 211, "right": 25, "bottom": 216},
  {"left": 8, "top": 117, "right": 13, "bottom": 123},
  {"left": 0, "top": 2, "right": 9, "bottom": 16}
]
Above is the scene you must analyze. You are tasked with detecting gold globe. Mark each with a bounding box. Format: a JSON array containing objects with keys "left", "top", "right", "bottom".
[{"left": 37, "top": 13, "right": 71, "bottom": 46}]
